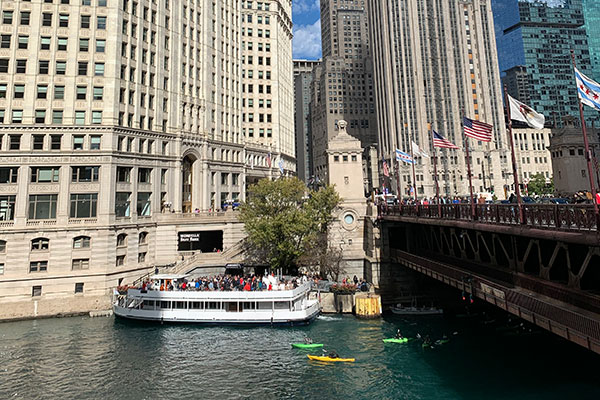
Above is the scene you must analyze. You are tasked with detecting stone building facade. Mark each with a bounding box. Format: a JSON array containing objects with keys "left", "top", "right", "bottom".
[
  {"left": 549, "top": 121, "right": 600, "bottom": 196},
  {"left": 310, "top": 0, "right": 377, "bottom": 184},
  {"left": 241, "top": 0, "right": 295, "bottom": 181},
  {"left": 0, "top": 0, "right": 292, "bottom": 320},
  {"left": 368, "top": 0, "right": 510, "bottom": 199}
]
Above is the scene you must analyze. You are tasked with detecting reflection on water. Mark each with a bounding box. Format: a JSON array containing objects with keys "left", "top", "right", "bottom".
[{"left": 0, "top": 313, "right": 599, "bottom": 400}]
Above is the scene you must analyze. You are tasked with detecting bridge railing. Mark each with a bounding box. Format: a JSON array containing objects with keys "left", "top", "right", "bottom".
[{"left": 379, "top": 203, "right": 598, "bottom": 231}]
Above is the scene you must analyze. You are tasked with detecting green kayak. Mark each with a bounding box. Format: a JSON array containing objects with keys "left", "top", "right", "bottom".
[
  {"left": 383, "top": 338, "right": 410, "bottom": 344},
  {"left": 291, "top": 343, "right": 324, "bottom": 349}
]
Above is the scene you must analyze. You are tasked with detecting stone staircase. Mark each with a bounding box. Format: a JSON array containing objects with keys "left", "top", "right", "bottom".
[{"left": 167, "top": 240, "right": 246, "bottom": 275}]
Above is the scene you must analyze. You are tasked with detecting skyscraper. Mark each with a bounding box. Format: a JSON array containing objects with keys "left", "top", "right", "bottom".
[
  {"left": 310, "top": 0, "right": 377, "bottom": 183},
  {"left": 242, "top": 0, "right": 295, "bottom": 182},
  {"left": 368, "top": 0, "right": 509, "bottom": 197},
  {"left": 0, "top": 0, "right": 293, "bottom": 319},
  {"left": 583, "top": 0, "right": 600, "bottom": 82},
  {"left": 492, "top": 0, "right": 599, "bottom": 126},
  {"left": 294, "top": 59, "right": 320, "bottom": 182}
]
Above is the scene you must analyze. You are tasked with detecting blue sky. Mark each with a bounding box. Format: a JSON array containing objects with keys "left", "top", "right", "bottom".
[{"left": 292, "top": 0, "right": 322, "bottom": 60}]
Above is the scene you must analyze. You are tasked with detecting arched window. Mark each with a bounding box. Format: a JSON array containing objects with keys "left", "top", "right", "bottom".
[
  {"left": 73, "top": 236, "right": 91, "bottom": 249},
  {"left": 31, "top": 237, "right": 49, "bottom": 251},
  {"left": 0, "top": 240, "right": 6, "bottom": 253},
  {"left": 139, "top": 231, "right": 148, "bottom": 244},
  {"left": 117, "top": 233, "right": 127, "bottom": 247}
]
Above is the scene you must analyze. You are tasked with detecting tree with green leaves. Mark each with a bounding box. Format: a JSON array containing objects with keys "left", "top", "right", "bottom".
[
  {"left": 527, "top": 173, "right": 554, "bottom": 196},
  {"left": 239, "top": 177, "right": 341, "bottom": 275}
]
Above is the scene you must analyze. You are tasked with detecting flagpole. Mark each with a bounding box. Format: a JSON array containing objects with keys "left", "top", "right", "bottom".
[
  {"left": 395, "top": 157, "right": 401, "bottom": 201},
  {"left": 430, "top": 126, "right": 441, "bottom": 216},
  {"left": 571, "top": 50, "right": 600, "bottom": 224},
  {"left": 462, "top": 114, "right": 476, "bottom": 220},
  {"left": 504, "top": 85, "right": 525, "bottom": 224},
  {"left": 410, "top": 142, "right": 418, "bottom": 203}
]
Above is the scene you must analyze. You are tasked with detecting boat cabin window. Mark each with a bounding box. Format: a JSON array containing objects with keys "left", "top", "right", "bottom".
[
  {"left": 207, "top": 301, "right": 220, "bottom": 310},
  {"left": 241, "top": 301, "right": 256, "bottom": 310},
  {"left": 257, "top": 302, "right": 272, "bottom": 310},
  {"left": 142, "top": 300, "right": 155, "bottom": 309},
  {"left": 225, "top": 302, "right": 238, "bottom": 312},
  {"left": 190, "top": 301, "right": 203, "bottom": 310},
  {"left": 158, "top": 301, "right": 171, "bottom": 309},
  {"left": 274, "top": 301, "right": 290, "bottom": 310},
  {"left": 174, "top": 301, "right": 186, "bottom": 309}
]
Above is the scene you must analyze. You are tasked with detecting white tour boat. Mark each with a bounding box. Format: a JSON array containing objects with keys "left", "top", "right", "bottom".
[{"left": 113, "top": 274, "right": 321, "bottom": 325}]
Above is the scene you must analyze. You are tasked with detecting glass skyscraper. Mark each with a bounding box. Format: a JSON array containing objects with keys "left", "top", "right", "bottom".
[
  {"left": 583, "top": 0, "right": 600, "bottom": 82},
  {"left": 492, "top": 0, "right": 599, "bottom": 126}
]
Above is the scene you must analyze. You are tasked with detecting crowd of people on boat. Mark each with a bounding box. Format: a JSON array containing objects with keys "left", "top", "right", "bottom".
[{"left": 140, "top": 273, "right": 311, "bottom": 292}]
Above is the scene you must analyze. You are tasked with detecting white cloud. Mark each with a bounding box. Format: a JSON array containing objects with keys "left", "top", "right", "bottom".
[
  {"left": 293, "top": 19, "right": 322, "bottom": 60},
  {"left": 293, "top": 0, "right": 319, "bottom": 14}
]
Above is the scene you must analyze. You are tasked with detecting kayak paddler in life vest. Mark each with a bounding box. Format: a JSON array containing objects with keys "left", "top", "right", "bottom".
[
  {"left": 322, "top": 349, "right": 339, "bottom": 359},
  {"left": 395, "top": 329, "right": 404, "bottom": 340},
  {"left": 304, "top": 336, "right": 313, "bottom": 344}
]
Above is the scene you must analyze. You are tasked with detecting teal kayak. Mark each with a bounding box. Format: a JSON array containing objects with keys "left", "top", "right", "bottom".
[
  {"left": 292, "top": 343, "right": 324, "bottom": 349},
  {"left": 383, "top": 338, "right": 410, "bottom": 344}
]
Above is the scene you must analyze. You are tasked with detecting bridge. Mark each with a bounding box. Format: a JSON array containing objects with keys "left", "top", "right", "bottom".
[{"left": 379, "top": 203, "right": 600, "bottom": 354}]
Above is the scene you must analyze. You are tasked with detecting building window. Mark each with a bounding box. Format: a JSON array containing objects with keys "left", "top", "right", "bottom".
[
  {"left": 52, "top": 110, "right": 63, "bottom": 123},
  {"left": 28, "top": 195, "right": 58, "bottom": 219},
  {"left": 117, "top": 167, "right": 131, "bottom": 182},
  {"left": 139, "top": 231, "right": 148, "bottom": 244},
  {"left": 0, "top": 59, "right": 8, "bottom": 73},
  {"left": 11, "top": 110, "right": 23, "bottom": 123},
  {"left": 90, "top": 135, "right": 101, "bottom": 150},
  {"left": 93, "top": 87, "right": 103, "bottom": 100},
  {"left": 35, "top": 110, "right": 46, "bottom": 124},
  {"left": 138, "top": 252, "right": 146, "bottom": 263},
  {"left": 30, "top": 261, "right": 48, "bottom": 273},
  {"left": 137, "top": 192, "right": 151, "bottom": 216},
  {"left": 115, "top": 193, "right": 131, "bottom": 217},
  {"left": 96, "top": 39, "right": 105, "bottom": 53},
  {"left": 57, "top": 37, "right": 67, "bottom": 51},
  {"left": 75, "top": 283, "right": 84, "bottom": 293},
  {"left": 138, "top": 168, "right": 152, "bottom": 183},
  {"left": 81, "top": 15, "right": 90, "bottom": 28},
  {"left": 31, "top": 238, "right": 50, "bottom": 251},
  {"left": 32, "top": 286, "right": 42, "bottom": 297},
  {"left": 73, "top": 236, "right": 91, "bottom": 249},
  {"left": 75, "top": 111, "right": 86, "bottom": 125},
  {"left": 41, "top": 36, "right": 51, "bottom": 50},
  {"left": 0, "top": 195, "right": 16, "bottom": 221},
  {"left": 0, "top": 167, "right": 18, "bottom": 183},
  {"left": 72, "top": 166, "right": 99, "bottom": 182},
  {"left": 78, "top": 61, "right": 88, "bottom": 75},
  {"left": 0, "top": 263, "right": 4, "bottom": 275},
  {"left": 73, "top": 135, "right": 85, "bottom": 149},
  {"left": 31, "top": 167, "right": 60, "bottom": 183},
  {"left": 97, "top": 16, "right": 106, "bottom": 29},
  {"left": 18, "top": 35, "right": 28, "bottom": 49},
  {"left": 116, "top": 255, "right": 126, "bottom": 266},
  {"left": 92, "top": 111, "right": 102, "bottom": 124},
  {"left": 20, "top": 11, "right": 31, "bottom": 25},
  {"left": 70, "top": 193, "right": 98, "bottom": 218},
  {"left": 54, "top": 86, "right": 65, "bottom": 100},
  {"left": 76, "top": 86, "right": 87, "bottom": 100},
  {"left": 51, "top": 135, "right": 62, "bottom": 150},
  {"left": 94, "top": 63, "right": 104, "bottom": 76},
  {"left": 0, "top": 240, "right": 5, "bottom": 253},
  {"left": 15, "top": 59, "right": 26, "bottom": 74},
  {"left": 72, "top": 259, "right": 89, "bottom": 270},
  {"left": 3, "top": 11, "right": 13, "bottom": 24},
  {"left": 59, "top": 14, "right": 69, "bottom": 27},
  {"left": 33, "top": 135, "right": 44, "bottom": 149},
  {"left": 117, "top": 233, "right": 127, "bottom": 247}
]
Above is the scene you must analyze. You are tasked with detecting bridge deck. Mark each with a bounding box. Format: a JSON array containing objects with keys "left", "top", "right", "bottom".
[{"left": 380, "top": 204, "right": 598, "bottom": 232}]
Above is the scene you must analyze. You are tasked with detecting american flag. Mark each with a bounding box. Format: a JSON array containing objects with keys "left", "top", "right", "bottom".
[
  {"left": 266, "top": 152, "right": 272, "bottom": 168},
  {"left": 382, "top": 158, "right": 389, "bottom": 177},
  {"left": 432, "top": 130, "right": 459, "bottom": 149},
  {"left": 463, "top": 117, "right": 493, "bottom": 142}
]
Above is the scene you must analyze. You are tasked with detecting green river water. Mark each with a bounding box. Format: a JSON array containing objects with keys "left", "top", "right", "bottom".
[{"left": 0, "top": 311, "right": 599, "bottom": 399}]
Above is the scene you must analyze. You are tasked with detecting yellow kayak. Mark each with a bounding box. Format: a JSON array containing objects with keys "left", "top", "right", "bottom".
[{"left": 307, "top": 354, "right": 355, "bottom": 362}]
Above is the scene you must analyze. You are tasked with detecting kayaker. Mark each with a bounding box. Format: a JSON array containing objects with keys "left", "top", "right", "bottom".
[
  {"left": 423, "top": 335, "right": 432, "bottom": 346},
  {"left": 304, "top": 336, "right": 313, "bottom": 344},
  {"left": 328, "top": 351, "right": 339, "bottom": 359}
]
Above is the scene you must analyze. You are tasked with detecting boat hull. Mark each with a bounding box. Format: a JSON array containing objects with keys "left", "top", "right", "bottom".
[
  {"left": 113, "top": 301, "right": 321, "bottom": 325},
  {"left": 307, "top": 355, "right": 355, "bottom": 362}
]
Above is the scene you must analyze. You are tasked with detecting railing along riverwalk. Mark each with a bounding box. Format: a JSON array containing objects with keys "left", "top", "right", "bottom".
[{"left": 379, "top": 203, "right": 598, "bottom": 232}]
